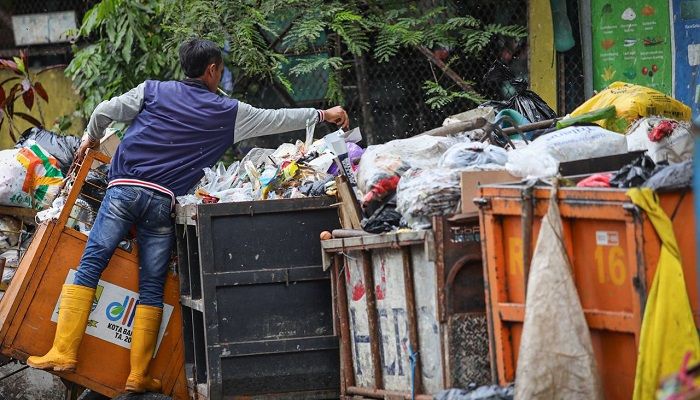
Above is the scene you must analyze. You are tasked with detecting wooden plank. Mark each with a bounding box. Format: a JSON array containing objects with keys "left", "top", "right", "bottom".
[
  {"left": 336, "top": 176, "right": 363, "bottom": 230},
  {"left": 322, "top": 231, "right": 428, "bottom": 252}
]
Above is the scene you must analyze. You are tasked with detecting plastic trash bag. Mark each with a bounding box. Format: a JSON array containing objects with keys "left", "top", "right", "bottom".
[
  {"left": 515, "top": 185, "right": 603, "bottom": 400},
  {"left": 361, "top": 194, "right": 402, "bottom": 233},
  {"left": 482, "top": 61, "right": 557, "bottom": 123},
  {"left": 571, "top": 82, "right": 691, "bottom": 133},
  {"left": 627, "top": 188, "right": 700, "bottom": 400},
  {"left": 576, "top": 173, "right": 612, "bottom": 188},
  {"left": 506, "top": 126, "right": 627, "bottom": 178},
  {"left": 357, "top": 135, "right": 461, "bottom": 209},
  {"left": 0, "top": 142, "right": 64, "bottom": 209},
  {"left": 642, "top": 160, "right": 692, "bottom": 191},
  {"left": 610, "top": 155, "right": 660, "bottom": 188},
  {"left": 439, "top": 142, "right": 507, "bottom": 169},
  {"left": 396, "top": 168, "right": 462, "bottom": 230},
  {"left": 15, "top": 127, "right": 80, "bottom": 175},
  {"left": 626, "top": 118, "right": 694, "bottom": 164}
]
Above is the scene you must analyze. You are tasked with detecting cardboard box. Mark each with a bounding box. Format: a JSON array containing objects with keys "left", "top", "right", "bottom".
[
  {"left": 460, "top": 170, "right": 518, "bottom": 213},
  {"left": 99, "top": 127, "right": 124, "bottom": 159}
]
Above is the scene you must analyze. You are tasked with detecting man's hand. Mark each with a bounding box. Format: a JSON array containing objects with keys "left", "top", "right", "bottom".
[
  {"left": 75, "top": 135, "right": 99, "bottom": 165},
  {"left": 324, "top": 106, "right": 349, "bottom": 129}
]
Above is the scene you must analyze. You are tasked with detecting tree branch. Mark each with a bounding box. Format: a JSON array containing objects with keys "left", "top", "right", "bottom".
[{"left": 415, "top": 45, "right": 475, "bottom": 93}]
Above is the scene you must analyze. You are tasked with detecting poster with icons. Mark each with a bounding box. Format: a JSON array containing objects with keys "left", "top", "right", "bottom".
[
  {"left": 672, "top": 0, "right": 700, "bottom": 114},
  {"left": 591, "top": 0, "right": 673, "bottom": 94}
]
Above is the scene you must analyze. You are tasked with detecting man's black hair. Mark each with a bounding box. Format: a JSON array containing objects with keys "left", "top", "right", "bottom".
[{"left": 179, "top": 38, "right": 223, "bottom": 78}]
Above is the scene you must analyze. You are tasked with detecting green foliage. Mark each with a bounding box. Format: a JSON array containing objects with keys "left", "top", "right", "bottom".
[
  {"left": 69, "top": 0, "right": 526, "bottom": 114},
  {"left": 66, "top": 0, "right": 181, "bottom": 117},
  {"left": 423, "top": 80, "right": 484, "bottom": 110}
]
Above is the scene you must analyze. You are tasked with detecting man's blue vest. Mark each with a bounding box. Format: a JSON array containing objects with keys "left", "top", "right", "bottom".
[{"left": 109, "top": 80, "right": 239, "bottom": 196}]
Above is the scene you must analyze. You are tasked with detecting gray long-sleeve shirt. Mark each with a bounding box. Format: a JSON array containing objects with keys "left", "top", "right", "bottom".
[{"left": 86, "top": 82, "right": 320, "bottom": 143}]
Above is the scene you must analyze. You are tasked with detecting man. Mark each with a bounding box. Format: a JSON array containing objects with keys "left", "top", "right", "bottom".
[{"left": 27, "top": 38, "right": 349, "bottom": 393}]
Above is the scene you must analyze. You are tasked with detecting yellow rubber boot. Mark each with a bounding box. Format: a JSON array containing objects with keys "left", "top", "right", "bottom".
[
  {"left": 125, "top": 305, "right": 163, "bottom": 393},
  {"left": 27, "top": 284, "right": 95, "bottom": 372}
]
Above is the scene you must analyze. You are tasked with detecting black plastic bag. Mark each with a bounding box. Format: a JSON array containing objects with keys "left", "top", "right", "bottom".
[
  {"left": 481, "top": 61, "right": 557, "bottom": 123},
  {"left": 15, "top": 127, "right": 80, "bottom": 175},
  {"left": 361, "top": 194, "right": 402, "bottom": 234},
  {"left": 610, "top": 155, "right": 663, "bottom": 188}
]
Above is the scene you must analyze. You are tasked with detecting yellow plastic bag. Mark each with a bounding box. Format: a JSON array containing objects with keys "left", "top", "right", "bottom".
[
  {"left": 627, "top": 188, "right": 700, "bottom": 400},
  {"left": 571, "top": 82, "right": 691, "bottom": 133}
]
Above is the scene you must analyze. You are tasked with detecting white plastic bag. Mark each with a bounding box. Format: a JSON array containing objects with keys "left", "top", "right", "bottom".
[
  {"left": 357, "top": 135, "right": 462, "bottom": 194},
  {"left": 506, "top": 126, "right": 627, "bottom": 178},
  {"left": 36, "top": 195, "right": 66, "bottom": 223},
  {"left": 439, "top": 142, "right": 507, "bottom": 169},
  {"left": 626, "top": 118, "right": 694, "bottom": 164},
  {"left": 0, "top": 142, "right": 64, "bottom": 209},
  {"left": 396, "top": 168, "right": 462, "bottom": 230}
]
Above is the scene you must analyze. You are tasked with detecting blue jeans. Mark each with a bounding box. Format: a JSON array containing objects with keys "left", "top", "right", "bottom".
[{"left": 73, "top": 185, "right": 174, "bottom": 308}]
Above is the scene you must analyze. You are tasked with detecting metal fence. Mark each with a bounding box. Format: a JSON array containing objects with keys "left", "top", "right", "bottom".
[
  {"left": 240, "top": 0, "right": 532, "bottom": 148},
  {"left": 559, "top": 0, "right": 587, "bottom": 115}
]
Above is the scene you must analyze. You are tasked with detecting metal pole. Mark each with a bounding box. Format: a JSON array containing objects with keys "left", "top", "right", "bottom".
[{"left": 579, "top": 0, "right": 594, "bottom": 98}]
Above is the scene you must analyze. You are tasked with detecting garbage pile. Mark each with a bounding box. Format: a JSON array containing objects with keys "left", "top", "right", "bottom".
[
  {"left": 0, "top": 128, "right": 76, "bottom": 210},
  {"left": 178, "top": 128, "right": 364, "bottom": 205},
  {"left": 0, "top": 215, "right": 34, "bottom": 298},
  {"left": 352, "top": 78, "right": 694, "bottom": 233}
]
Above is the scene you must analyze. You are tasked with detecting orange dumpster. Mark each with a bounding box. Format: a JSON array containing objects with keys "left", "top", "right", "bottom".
[
  {"left": 0, "top": 150, "right": 188, "bottom": 399},
  {"left": 476, "top": 183, "right": 698, "bottom": 400}
]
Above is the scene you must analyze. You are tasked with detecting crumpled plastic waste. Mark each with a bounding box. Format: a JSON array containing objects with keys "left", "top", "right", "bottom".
[
  {"left": 0, "top": 249, "right": 20, "bottom": 269},
  {"left": 610, "top": 155, "right": 661, "bottom": 188},
  {"left": 576, "top": 173, "right": 612, "bottom": 188},
  {"left": 648, "top": 120, "right": 677, "bottom": 142},
  {"left": 178, "top": 134, "right": 358, "bottom": 205},
  {"left": 361, "top": 194, "right": 402, "bottom": 234},
  {"left": 299, "top": 175, "right": 335, "bottom": 197},
  {"left": 642, "top": 159, "right": 692, "bottom": 191},
  {"left": 357, "top": 135, "right": 463, "bottom": 213},
  {"left": 36, "top": 196, "right": 66, "bottom": 224},
  {"left": 396, "top": 168, "right": 462, "bottom": 230},
  {"left": 434, "top": 385, "right": 514, "bottom": 400},
  {"left": 439, "top": 142, "right": 507, "bottom": 170},
  {"left": 626, "top": 118, "right": 693, "bottom": 164},
  {"left": 1, "top": 265, "right": 16, "bottom": 291},
  {"left": 0, "top": 216, "right": 21, "bottom": 252}
]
